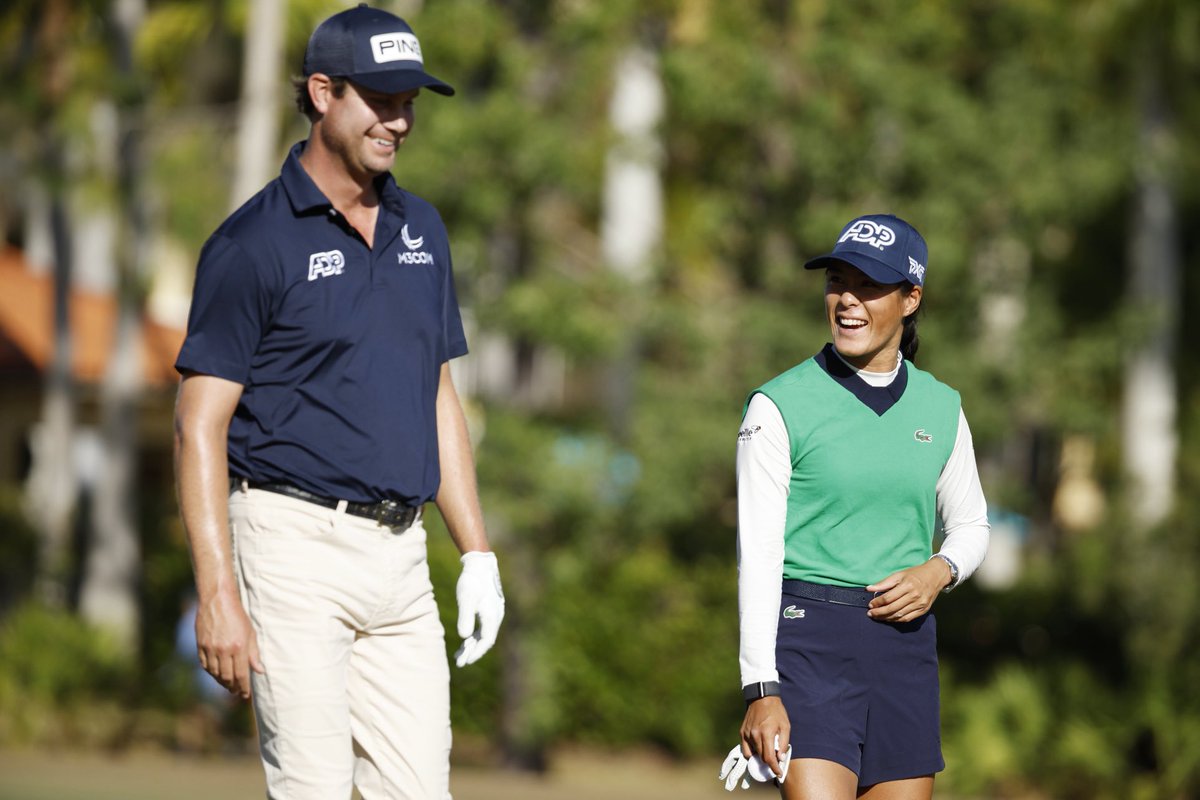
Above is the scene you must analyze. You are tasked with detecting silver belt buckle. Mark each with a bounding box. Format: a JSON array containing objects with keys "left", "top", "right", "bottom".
[{"left": 374, "top": 499, "right": 399, "bottom": 526}]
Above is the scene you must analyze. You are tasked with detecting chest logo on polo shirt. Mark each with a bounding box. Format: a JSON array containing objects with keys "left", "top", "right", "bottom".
[
  {"left": 914, "top": 429, "right": 933, "bottom": 443},
  {"left": 398, "top": 224, "right": 434, "bottom": 265},
  {"left": 402, "top": 224, "right": 424, "bottom": 249},
  {"left": 308, "top": 249, "right": 345, "bottom": 281}
]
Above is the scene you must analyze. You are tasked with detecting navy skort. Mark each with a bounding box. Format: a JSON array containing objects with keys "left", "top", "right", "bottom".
[{"left": 775, "top": 580, "right": 944, "bottom": 786}]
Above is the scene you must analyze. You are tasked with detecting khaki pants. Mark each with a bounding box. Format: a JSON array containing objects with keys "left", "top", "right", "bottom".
[{"left": 230, "top": 484, "right": 451, "bottom": 800}]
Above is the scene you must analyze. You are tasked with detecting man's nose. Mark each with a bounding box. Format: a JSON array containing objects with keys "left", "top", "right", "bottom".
[{"left": 380, "top": 102, "right": 413, "bottom": 130}]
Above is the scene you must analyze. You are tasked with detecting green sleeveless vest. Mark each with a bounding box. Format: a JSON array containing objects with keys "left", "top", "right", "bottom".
[{"left": 752, "top": 354, "right": 960, "bottom": 587}]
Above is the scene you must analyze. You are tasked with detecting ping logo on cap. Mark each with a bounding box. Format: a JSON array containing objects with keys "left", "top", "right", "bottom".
[
  {"left": 370, "top": 32, "right": 423, "bottom": 64},
  {"left": 838, "top": 219, "right": 896, "bottom": 251}
]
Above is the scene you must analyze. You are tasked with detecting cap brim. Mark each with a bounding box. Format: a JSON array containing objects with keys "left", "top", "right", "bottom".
[
  {"left": 347, "top": 71, "right": 455, "bottom": 96},
  {"left": 803, "top": 253, "right": 909, "bottom": 284}
]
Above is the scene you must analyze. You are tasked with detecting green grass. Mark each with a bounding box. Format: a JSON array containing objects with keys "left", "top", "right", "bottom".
[{"left": 0, "top": 747, "right": 738, "bottom": 800}]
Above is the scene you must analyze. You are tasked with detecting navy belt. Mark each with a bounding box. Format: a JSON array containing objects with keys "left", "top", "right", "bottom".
[
  {"left": 782, "top": 579, "right": 876, "bottom": 608},
  {"left": 234, "top": 479, "right": 418, "bottom": 530}
]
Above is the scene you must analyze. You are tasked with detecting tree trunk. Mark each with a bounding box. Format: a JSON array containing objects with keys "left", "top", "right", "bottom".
[
  {"left": 497, "top": 520, "right": 546, "bottom": 772},
  {"left": 78, "top": 0, "right": 147, "bottom": 649},
  {"left": 600, "top": 43, "right": 664, "bottom": 440},
  {"left": 1121, "top": 47, "right": 1179, "bottom": 533},
  {"left": 25, "top": 0, "right": 78, "bottom": 606},
  {"left": 27, "top": 174, "right": 77, "bottom": 607},
  {"left": 229, "top": 0, "right": 284, "bottom": 211}
]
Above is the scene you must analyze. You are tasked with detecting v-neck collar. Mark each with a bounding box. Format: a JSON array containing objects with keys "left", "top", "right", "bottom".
[{"left": 814, "top": 343, "right": 908, "bottom": 416}]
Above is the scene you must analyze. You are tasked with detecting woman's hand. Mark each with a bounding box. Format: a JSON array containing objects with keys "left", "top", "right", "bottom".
[
  {"left": 866, "top": 558, "right": 952, "bottom": 623},
  {"left": 740, "top": 696, "right": 791, "bottom": 779}
]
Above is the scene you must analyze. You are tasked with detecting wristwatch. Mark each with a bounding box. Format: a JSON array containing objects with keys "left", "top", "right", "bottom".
[
  {"left": 931, "top": 553, "right": 960, "bottom": 592},
  {"left": 742, "top": 681, "right": 781, "bottom": 703}
]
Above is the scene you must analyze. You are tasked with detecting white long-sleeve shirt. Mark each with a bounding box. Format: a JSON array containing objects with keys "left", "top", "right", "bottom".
[{"left": 736, "top": 354, "right": 990, "bottom": 687}]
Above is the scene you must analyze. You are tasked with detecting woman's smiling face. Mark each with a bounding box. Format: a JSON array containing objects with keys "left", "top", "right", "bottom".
[{"left": 824, "top": 262, "right": 921, "bottom": 372}]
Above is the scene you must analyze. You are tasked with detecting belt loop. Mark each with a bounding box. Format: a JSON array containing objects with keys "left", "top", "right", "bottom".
[
  {"left": 335, "top": 499, "right": 348, "bottom": 515},
  {"left": 240, "top": 478, "right": 249, "bottom": 494}
]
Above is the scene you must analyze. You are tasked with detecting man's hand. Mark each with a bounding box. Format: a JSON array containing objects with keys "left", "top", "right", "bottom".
[
  {"left": 740, "top": 696, "right": 791, "bottom": 780},
  {"left": 195, "top": 587, "right": 264, "bottom": 699},
  {"left": 866, "top": 557, "right": 952, "bottom": 623},
  {"left": 454, "top": 551, "right": 505, "bottom": 667}
]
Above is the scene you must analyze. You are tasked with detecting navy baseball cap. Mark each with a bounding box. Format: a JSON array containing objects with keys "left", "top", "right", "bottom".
[
  {"left": 803, "top": 214, "right": 928, "bottom": 286},
  {"left": 304, "top": 4, "right": 455, "bottom": 96}
]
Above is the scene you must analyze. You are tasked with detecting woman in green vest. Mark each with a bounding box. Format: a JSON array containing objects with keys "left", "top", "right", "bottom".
[{"left": 727, "top": 214, "right": 990, "bottom": 799}]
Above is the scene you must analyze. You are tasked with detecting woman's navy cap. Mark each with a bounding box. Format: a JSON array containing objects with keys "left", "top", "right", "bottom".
[
  {"left": 304, "top": 4, "right": 454, "bottom": 96},
  {"left": 804, "top": 214, "right": 928, "bottom": 286}
]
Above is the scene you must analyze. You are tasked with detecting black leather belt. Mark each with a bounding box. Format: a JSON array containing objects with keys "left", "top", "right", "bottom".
[
  {"left": 782, "top": 579, "right": 876, "bottom": 608},
  {"left": 234, "top": 479, "right": 418, "bottom": 530}
]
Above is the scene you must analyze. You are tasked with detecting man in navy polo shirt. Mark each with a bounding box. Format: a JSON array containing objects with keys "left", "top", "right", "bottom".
[{"left": 173, "top": 6, "right": 503, "bottom": 798}]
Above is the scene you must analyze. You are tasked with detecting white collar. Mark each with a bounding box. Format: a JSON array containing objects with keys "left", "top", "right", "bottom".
[{"left": 831, "top": 348, "right": 902, "bottom": 388}]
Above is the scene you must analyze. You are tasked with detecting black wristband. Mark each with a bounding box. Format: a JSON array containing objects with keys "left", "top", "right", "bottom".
[{"left": 742, "top": 680, "right": 781, "bottom": 703}]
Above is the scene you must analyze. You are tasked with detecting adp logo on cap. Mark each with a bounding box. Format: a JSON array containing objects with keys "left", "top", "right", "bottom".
[{"left": 838, "top": 219, "right": 897, "bottom": 251}]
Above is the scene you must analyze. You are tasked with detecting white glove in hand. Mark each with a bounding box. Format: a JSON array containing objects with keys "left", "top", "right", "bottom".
[
  {"left": 718, "top": 735, "right": 792, "bottom": 791},
  {"left": 718, "top": 747, "right": 751, "bottom": 791},
  {"left": 454, "top": 551, "right": 505, "bottom": 668}
]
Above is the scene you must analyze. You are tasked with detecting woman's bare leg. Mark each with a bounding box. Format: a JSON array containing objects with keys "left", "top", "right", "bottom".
[
  {"left": 779, "top": 758, "right": 859, "bottom": 800},
  {"left": 856, "top": 775, "right": 934, "bottom": 800}
]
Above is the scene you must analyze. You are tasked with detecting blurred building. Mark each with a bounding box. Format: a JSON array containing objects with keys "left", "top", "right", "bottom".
[{"left": 0, "top": 246, "right": 182, "bottom": 486}]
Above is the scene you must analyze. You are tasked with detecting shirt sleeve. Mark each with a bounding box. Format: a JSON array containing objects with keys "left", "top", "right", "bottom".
[
  {"left": 736, "top": 392, "right": 791, "bottom": 687},
  {"left": 933, "top": 408, "right": 990, "bottom": 587},
  {"left": 174, "top": 234, "right": 273, "bottom": 383},
  {"left": 436, "top": 216, "right": 468, "bottom": 361}
]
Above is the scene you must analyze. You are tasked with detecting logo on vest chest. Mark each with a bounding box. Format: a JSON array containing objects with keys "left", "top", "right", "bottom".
[
  {"left": 914, "top": 429, "right": 933, "bottom": 443},
  {"left": 782, "top": 605, "right": 806, "bottom": 619}
]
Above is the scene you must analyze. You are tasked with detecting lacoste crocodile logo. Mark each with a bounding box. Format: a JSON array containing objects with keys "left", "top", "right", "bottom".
[
  {"left": 914, "top": 429, "right": 933, "bottom": 443},
  {"left": 783, "top": 605, "right": 806, "bottom": 619}
]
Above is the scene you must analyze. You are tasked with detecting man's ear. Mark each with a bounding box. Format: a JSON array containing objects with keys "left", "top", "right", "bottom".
[{"left": 308, "top": 73, "right": 334, "bottom": 116}]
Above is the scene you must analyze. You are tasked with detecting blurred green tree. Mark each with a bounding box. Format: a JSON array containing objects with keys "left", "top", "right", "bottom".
[{"left": 0, "top": 1, "right": 1198, "bottom": 795}]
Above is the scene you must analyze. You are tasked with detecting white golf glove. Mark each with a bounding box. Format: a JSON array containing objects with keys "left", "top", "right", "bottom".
[
  {"left": 454, "top": 551, "right": 505, "bottom": 668},
  {"left": 718, "top": 735, "right": 792, "bottom": 791}
]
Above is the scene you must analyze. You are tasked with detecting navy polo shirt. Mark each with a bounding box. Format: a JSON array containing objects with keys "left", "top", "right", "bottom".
[{"left": 175, "top": 142, "right": 468, "bottom": 505}]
